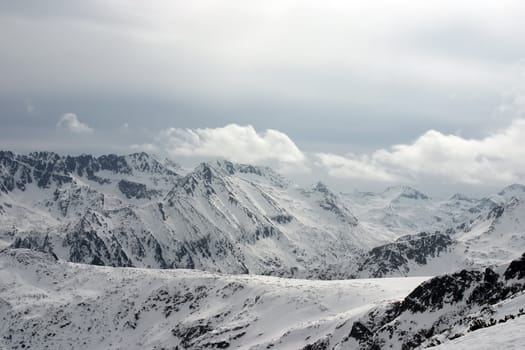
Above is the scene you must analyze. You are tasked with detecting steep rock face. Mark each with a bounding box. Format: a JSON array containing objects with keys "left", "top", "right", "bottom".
[
  {"left": 504, "top": 252, "right": 525, "bottom": 280},
  {"left": 62, "top": 211, "right": 133, "bottom": 267},
  {"left": 353, "top": 232, "right": 455, "bottom": 277},
  {"left": 0, "top": 151, "right": 178, "bottom": 194},
  {"left": 160, "top": 163, "right": 365, "bottom": 276},
  {"left": 118, "top": 179, "right": 160, "bottom": 199},
  {"left": 0, "top": 151, "right": 72, "bottom": 192},
  {"left": 342, "top": 254, "right": 525, "bottom": 349},
  {"left": 51, "top": 185, "right": 105, "bottom": 217},
  {"left": 302, "top": 182, "right": 358, "bottom": 227}
]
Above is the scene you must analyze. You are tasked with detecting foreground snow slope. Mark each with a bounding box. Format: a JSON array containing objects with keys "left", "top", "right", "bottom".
[
  {"left": 433, "top": 317, "right": 525, "bottom": 350},
  {"left": 3, "top": 249, "right": 525, "bottom": 349},
  {"left": 0, "top": 248, "right": 427, "bottom": 350}
]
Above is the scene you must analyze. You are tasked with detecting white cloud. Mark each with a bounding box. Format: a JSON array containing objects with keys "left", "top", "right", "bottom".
[
  {"left": 315, "top": 153, "right": 400, "bottom": 182},
  {"left": 317, "top": 118, "right": 525, "bottom": 185},
  {"left": 56, "top": 113, "right": 93, "bottom": 134},
  {"left": 133, "top": 124, "right": 308, "bottom": 170}
]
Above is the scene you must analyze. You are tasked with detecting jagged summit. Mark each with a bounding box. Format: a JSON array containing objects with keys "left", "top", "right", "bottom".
[
  {"left": 302, "top": 181, "right": 359, "bottom": 227},
  {"left": 382, "top": 185, "right": 430, "bottom": 201},
  {"left": 213, "top": 159, "right": 290, "bottom": 187},
  {"left": 498, "top": 183, "right": 525, "bottom": 198},
  {"left": 450, "top": 193, "right": 475, "bottom": 201},
  {"left": 0, "top": 151, "right": 180, "bottom": 191},
  {"left": 314, "top": 181, "right": 331, "bottom": 192}
]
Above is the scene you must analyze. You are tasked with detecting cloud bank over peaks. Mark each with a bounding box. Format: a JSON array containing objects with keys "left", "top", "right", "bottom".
[
  {"left": 133, "top": 124, "right": 309, "bottom": 172},
  {"left": 133, "top": 119, "right": 525, "bottom": 185},
  {"left": 56, "top": 113, "right": 93, "bottom": 134},
  {"left": 317, "top": 118, "right": 525, "bottom": 185}
]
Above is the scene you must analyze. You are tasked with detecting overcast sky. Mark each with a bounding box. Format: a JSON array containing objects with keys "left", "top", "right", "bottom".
[{"left": 1, "top": 0, "right": 525, "bottom": 196}]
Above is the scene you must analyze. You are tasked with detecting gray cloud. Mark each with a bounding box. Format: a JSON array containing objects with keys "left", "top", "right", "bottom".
[{"left": 1, "top": 1, "right": 525, "bottom": 194}]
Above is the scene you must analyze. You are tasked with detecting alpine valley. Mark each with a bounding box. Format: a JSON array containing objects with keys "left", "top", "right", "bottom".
[{"left": 1, "top": 150, "right": 525, "bottom": 349}]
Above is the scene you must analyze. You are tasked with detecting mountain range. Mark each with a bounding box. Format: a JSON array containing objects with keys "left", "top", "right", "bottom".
[{"left": 1, "top": 150, "right": 525, "bottom": 279}]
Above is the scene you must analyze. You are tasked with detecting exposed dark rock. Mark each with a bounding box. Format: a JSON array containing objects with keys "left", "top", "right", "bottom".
[
  {"left": 487, "top": 205, "right": 505, "bottom": 220},
  {"left": 354, "top": 232, "right": 454, "bottom": 277},
  {"left": 0, "top": 151, "right": 180, "bottom": 196},
  {"left": 64, "top": 215, "right": 133, "bottom": 267},
  {"left": 11, "top": 235, "right": 58, "bottom": 260},
  {"left": 504, "top": 252, "right": 525, "bottom": 280},
  {"left": 301, "top": 337, "right": 330, "bottom": 350},
  {"left": 118, "top": 179, "right": 159, "bottom": 199},
  {"left": 171, "top": 323, "right": 212, "bottom": 348},
  {"left": 347, "top": 253, "right": 525, "bottom": 350},
  {"left": 349, "top": 322, "right": 373, "bottom": 343},
  {"left": 401, "top": 270, "right": 483, "bottom": 313},
  {"left": 270, "top": 215, "right": 293, "bottom": 224}
]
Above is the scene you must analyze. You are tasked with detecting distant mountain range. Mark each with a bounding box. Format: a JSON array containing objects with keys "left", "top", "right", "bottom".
[{"left": 1, "top": 150, "right": 525, "bottom": 279}]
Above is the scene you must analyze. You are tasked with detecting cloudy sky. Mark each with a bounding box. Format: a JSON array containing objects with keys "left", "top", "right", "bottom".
[{"left": 1, "top": 0, "right": 525, "bottom": 195}]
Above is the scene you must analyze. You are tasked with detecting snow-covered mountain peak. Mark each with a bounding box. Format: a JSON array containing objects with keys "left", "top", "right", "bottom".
[
  {"left": 382, "top": 185, "right": 430, "bottom": 201},
  {"left": 123, "top": 152, "right": 179, "bottom": 176},
  {"left": 498, "top": 183, "right": 525, "bottom": 198},
  {"left": 27, "top": 150, "right": 62, "bottom": 163},
  {"left": 313, "top": 181, "right": 332, "bottom": 194},
  {"left": 300, "top": 181, "right": 359, "bottom": 227},
  {"left": 212, "top": 159, "right": 290, "bottom": 188},
  {"left": 450, "top": 193, "right": 475, "bottom": 202},
  {"left": 193, "top": 162, "right": 218, "bottom": 183},
  {"left": 300, "top": 181, "right": 339, "bottom": 201}
]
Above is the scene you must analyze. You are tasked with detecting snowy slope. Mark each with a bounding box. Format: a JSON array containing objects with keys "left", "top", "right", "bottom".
[
  {"left": 0, "top": 248, "right": 427, "bottom": 350},
  {"left": 432, "top": 316, "right": 525, "bottom": 350},
  {"left": 343, "top": 184, "right": 525, "bottom": 278},
  {"left": 456, "top": 186, "right": 525, "bottom": 267},
  {"left": 341, "top": 185, "right": 476, "bottom": 238},
  {"left": 2, "top": 248, "right": 524, "bottom": 350}
]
